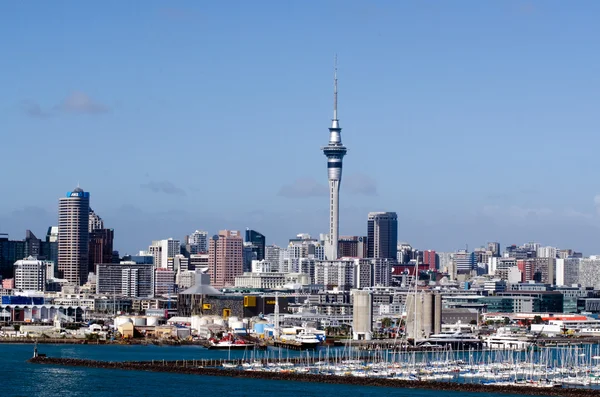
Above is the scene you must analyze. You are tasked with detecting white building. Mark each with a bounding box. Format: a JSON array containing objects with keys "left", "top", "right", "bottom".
[
  {"left": 14, "top": 256, "right": 48, "bottom": 292},
  {"left": 556, "top": 258, "right": 580, "bottom": 286},
  {"left": 149, "top": 238, "right": 180, "bottom": 269},
  {"left": 536, "top": 246, "right": 557, "bottom": 259},
  {"left": 187, "top": 230, "right": 208, "bottom": 254},
  {"left": 234, "top": 272, "right": 287, "bottom": 289},
  {"left": 578, "top": 258, "right": 600, "bottom": 289}
]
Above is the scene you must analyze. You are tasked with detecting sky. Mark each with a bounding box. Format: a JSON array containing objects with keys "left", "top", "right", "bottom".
[{"left": 2, "top": 1, "right": 600, "bottom": 255}]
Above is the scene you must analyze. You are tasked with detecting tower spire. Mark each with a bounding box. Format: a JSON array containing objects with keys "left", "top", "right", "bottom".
[{"left": 333, "top": 54, "right": 338, "bottom": 121}]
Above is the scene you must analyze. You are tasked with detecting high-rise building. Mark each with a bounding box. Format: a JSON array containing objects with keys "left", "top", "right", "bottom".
[
  {"left": 423, "top": 250, "right": 438, "bottom": 270},
  {"left": 367, "top": 212, "right": 398, "bottom": 260},
  {"left": 208, "top": 230, "right": 243, "bottom": 288},
  {"left": 58, "top": 187, "right": 90, "bottom": 285},
  {"left": 88, "top": 209, "right": 104, "bottom": 233},
  {"left": 187, "top": 230, "right": 208, "bottom": 254},
  {"left": 245, "top": 229, "right": 266, "bottom": 261},
  {"left": 453, "top": 250, "right": 476, "bottom": 274},
  {"left": 96, "top": 262, "right": 154, "bottom": 298},
  {"left": 265, "top": 245, "right": 281, "bottom": 272},
  {"left": 487, "top": 242, "right": 500, "bottom": 257},
  {"left": 14, "top": 256, "right": 48, "bottom": 291},
  {"left": 88, "top": 228, "right": 114, "bottom": 273},
  {"left": 0, "top": 233, "right": 25, "bottom": 279},
  {"left": 338, "top": 236, "right": 367, "bottom": 258},
  {"left": 149, "top": 238, "right": 180, "bottom": 269},
  {"left": 43, "top": 227, "right": 59, "bottom": 267},
  {"left": 321, "top": 62, "right": 347, "bottom": 260}
]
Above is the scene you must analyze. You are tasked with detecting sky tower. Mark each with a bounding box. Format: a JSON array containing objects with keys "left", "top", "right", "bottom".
[{"left": 322, "top": 59, "right": 347, "bottom": 260}]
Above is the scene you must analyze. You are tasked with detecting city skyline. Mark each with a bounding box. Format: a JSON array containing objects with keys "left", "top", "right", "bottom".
[{"left": 3, "top": 2, "right": 600, "bottom": 253}]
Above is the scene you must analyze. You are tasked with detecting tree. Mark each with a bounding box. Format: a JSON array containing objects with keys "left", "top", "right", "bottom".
[
  {"left": 533, "top": 315, "right": 543, "bottom": 325},
  {"left": 503, "top": 317, "right": 510, "bottom": 325},
  {"left": 381, "top": 318, "right": 392, "bottom": 328}
]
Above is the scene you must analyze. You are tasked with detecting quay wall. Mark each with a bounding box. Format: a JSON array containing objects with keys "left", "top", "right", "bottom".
[{"left": 28, "top": 356, "right": 593, "bottom": 397}]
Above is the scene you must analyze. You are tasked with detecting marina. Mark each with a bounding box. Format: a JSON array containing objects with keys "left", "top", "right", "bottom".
[{"left": 28, "top": 343, "right": 600, "bottom": 392}]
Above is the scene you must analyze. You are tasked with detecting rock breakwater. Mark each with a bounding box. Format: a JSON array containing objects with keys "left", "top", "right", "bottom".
[{"left": 28, "top": 356, "right": 596, "bottom": 396}]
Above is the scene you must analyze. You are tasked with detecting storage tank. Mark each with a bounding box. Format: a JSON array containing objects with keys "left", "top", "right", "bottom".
[
  {"left": 114, "top": 316, "right": 132, "bottom": 327},
  {"left": 146, "top": 317, "right": 159, "bottom": 326},
  {"left": 133, "top": 317, "right": 147, "bottom": 327}
]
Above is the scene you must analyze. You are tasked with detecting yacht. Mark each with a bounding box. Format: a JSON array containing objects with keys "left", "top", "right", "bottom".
[
  {"left": 484, "top": 335, "right": 532, "bottom": 350},
  {"left": 419, "top": 331, "right": 482, "bottom": 349}
]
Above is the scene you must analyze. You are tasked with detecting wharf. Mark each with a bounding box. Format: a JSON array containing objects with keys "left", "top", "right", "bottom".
[{"left": 28, "top": 356, "right": 594, "bottom": 397}]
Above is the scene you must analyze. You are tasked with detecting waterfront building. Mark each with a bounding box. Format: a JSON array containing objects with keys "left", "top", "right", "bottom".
[
  {"left": 405, "top": 291, "right": 442, "bottom": 341},
  {"left": 351, "top": 289, "right": 373, "bottom": 340},
  {"left": 208, "top": 230, "right": 243, "bottom": 288},
  {"left": 322, "top": 63, "right": 347, "bottom": 260},
  {"left": 14, "top": 256, "right": 48, "bottom": 291},
  {"left": 58, "top": 187, "right": 90, "bottom": 285},
  {"left": 367, "top": 212, "right": 398, "bottom": 260},
  {"left": 96, "top": 262, "right": 154, "bottom": 298}
]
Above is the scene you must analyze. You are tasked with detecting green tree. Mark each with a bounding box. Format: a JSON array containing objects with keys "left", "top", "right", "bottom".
[
  {"left": 533, "top": 315, "right": 543, "bottom": 325},
  {"left": 381, "top": 318, "right": 392, "bottom": 328}
]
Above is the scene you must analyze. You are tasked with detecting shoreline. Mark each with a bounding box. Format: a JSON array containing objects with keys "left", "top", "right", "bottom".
[{"left": 28, "top": 356, "right": 595, "bottom": 396}]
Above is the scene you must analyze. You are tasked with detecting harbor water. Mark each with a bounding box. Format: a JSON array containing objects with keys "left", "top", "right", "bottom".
[{"left": 2, "top": 343, "right": 554, "bottom": 397}]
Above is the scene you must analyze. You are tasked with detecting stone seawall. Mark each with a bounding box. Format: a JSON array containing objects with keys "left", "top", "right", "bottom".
[{"left": 27, "top": 356, "right": 595, "bottom": 396}]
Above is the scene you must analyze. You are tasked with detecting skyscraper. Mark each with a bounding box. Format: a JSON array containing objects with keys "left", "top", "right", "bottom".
[
  {"left": 58, "top": 187, "right": 90, "bottom": 285},
  {"left": 367, "top": 212, "right": 398, "bottom": 260},
  {"left": 321, "top": 61, "right": 347, "bottom": 260},
  {"left": 88, "top": 228, "right": 114, "bottom": 273},
  {"left": 245, "top": 229, "right": 266, "bottom": 261},
  {"left": 208, "top": 230, "right": 243, "bottom": 288}
]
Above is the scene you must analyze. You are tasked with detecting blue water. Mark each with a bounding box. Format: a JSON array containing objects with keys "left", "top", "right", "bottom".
[{"left": 0, "top": 344, "right": 538, "bottom": 397}]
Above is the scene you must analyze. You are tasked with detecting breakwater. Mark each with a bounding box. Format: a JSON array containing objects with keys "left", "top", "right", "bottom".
[{"left": 28, "top": 356, "right": 591, "bottom": 396}]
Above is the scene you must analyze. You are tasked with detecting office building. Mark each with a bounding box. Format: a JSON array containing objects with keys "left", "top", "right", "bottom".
[
  {"left": 321, "top": 63, "right": 347, "bottom": 260},
  {"left": 423, "top": 250, "right": 438, "bottom": 270},
  {"left": 265, "top": 245, "right": 281, "bottom": 272},
  {"left": 58, "top": 187, "right": 90, "bottom": 285},
  {"left": 338, "top": 236, "right": 367, "bottom": 258},
  {"left": 487, "top": 242, "right": 500, "bottom": 257},
  {"left": 245, "top": 229, "right": 266, "bottom": 261},
  {"left": 186, "top": 230, "right": 208, "bottom": 254},
  {"left": 96, "top": 262, "right": 154, "bottom": 298},
  {"left": 367, "top": 212, "right": 398, "bottom": 260},
  {"left": 14, "top": 256, "right": 48, "bottom": 291},
  {"left": 88, "top": 228, "right": 114, "bottom": 273},
  {"left": 88, "top": 209, "right": 104, "bottom": 233},
  {"left": 154, "top": 268, "right": 176, "bottom": 296},
  {"left": 148, "top": 238, "right": 180, "bottom": 269},
  {"left": 556, "top": 258, "right": 580, "bottom": 286},
  {"left": 454, "top": 250, "right": 476, "bottom": 274},
  {"left": 208, "top": 230, "right": 243, "bottom": 288}
]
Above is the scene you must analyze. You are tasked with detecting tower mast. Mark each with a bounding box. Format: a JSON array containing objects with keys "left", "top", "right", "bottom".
[{"left": 321, "top": 56, "right": 347, "bottom": 260}]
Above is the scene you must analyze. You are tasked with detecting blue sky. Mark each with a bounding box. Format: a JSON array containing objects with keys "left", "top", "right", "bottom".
[{"left": 2, "top": 1, "right": 600, "bottom": 255}]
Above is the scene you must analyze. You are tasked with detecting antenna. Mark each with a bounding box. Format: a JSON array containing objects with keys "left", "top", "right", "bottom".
[{"left": 333, "top": 54, "right": 338, "bottom": 121}]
